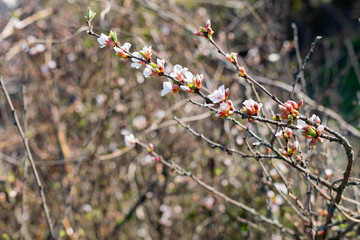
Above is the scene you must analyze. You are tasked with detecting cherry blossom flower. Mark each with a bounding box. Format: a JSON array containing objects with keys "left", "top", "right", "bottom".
[
  {"left": 275, "top": 128, "right": 292, "bottom": 139},
  {"left": 195, "top": 20, "right": 214, "bottom": 40},
  {"left": 297, "top": 114, "right": 324, "bottom": 150},
  {"left": 131, "top": 52, "right": 147, "bottom": 69},
  {"left": 139, "top": 46, "right": 152, "bottom": 61},
  {"left": 143, "top": 65, "right": 158, "bottom": 78},
  {"left": 97, "top": 32, "right": 118, "bottom": 48},
  {"left": 180, "top": 73, "right": 204, "bottom": 93},
  {"left": 161, "top": 80, "right": 180, "bottom": 96},
  {"left": 277, "top": 99, "right": 303, "bottom": 123},
  {"left": 207, "top": 85, "right": 229, "bottom": 104},
  {"left": 241, "top": 99, "right": 262, "bottom": 122},
  {"left": 215, "top": 100, "right": 234, "bottom": 117},
  {"left": 124, "top": 134, "right": 137, "bottom": 146},
  {"left": 114, "top": 43, "right": 131, "bottom": 58},
  {"left": 170, "top": 64, "right": 193, "bottom": 83},
  {"left": 143, "top": 59, "right": 165, "bottom": 78}
]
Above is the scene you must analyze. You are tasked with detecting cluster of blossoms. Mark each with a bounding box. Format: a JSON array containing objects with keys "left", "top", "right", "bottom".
[
  {"left": 93, "top": 15, "right": 327, "bottom": 153},
  {"left": 275, "top": 99, "right": 303, "bottom": 124},
  {"left": 297, "top": 114, "right": 324, "bottom": 150},
  {"left": 240, "top": 99, "right": 263, "bottom": 122}
]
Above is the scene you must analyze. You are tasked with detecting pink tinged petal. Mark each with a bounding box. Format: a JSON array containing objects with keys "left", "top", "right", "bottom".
[
  {"left": 161, "top": 81, "right": 173, "bottom": 96},
  {"left": 97, "top": 33, "right": 109, "bottom": 48},
  {"left": 291, "top": 141, "right": 299, "bottom": 153},
  {"left": 208, "top": 85, "right": 227, "bottom": 103},
  {"left": 317, "top": 125, "right": 324, "bottom": 133},
  {"left": 123, "top": 43, "right": 131, "bottom": 50}
]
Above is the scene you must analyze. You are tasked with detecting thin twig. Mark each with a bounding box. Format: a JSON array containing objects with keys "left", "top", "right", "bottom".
[
  {"left": 0, "top": 77, "right": 55, "bottom": 239},
  {"left": 291, "top": 23, "right": 307, "bottom": 94},
  {"left": 135, "top": 141, "right": 296, "bottom": 236},
  {"left": 290, "top": 36, "right": 322, "bottom": 100},
  {"left": 173, "top": 117, "right": 276, "bottom": 159},
  {"left": 20, "top": 85, "right": 30, "bottom": 238}
]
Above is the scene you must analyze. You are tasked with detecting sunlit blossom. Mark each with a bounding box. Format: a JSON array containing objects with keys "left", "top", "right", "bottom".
[
  {"left": 131, "top": 52, "right": 147, "bottom": 69},
  {"left": 170, "top": 64, "right": 193, "bottom": 83},
  {"left": 97, "top": 33, "right": 117, "bottom": 48},
  {"left": 215, "top": 100, "right": 234, "bottom": 117},
  {"left": 114, "top": 43, "right": 131, "bottom": 58},
  {"left": 241, "top": 99, "right": 262, "bottom": 122},
  {"left": 161, "top": 80, "right": 180, "bottom": 96},
  {"left": 207, "top": 85, "right": 229, "bottom": 104},
  {"left": 297, "top": 115, "right": 324, "bottom": 150}
]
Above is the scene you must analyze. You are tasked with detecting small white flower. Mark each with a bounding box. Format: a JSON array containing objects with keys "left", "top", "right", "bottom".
[
  {"left": 161, "top": 80, "right": 173, "bottom": 96},
  {"left": 131, "top": 52, "right": 145, "bottom": 69},
  {"left": 208, "top": 85, "right": 226, "bottom": 103},
  {"left": 242, "top": 99, "right": 263, "bottom": 109},
  {"left": 114, "top": 42, "right": 132, "bottom": 57},
  {"left": 97, "top": 33, "right": 110, "bottom": 48},
  {"left": 143, "top": 65, "right": 154, "bottom": 78},
  {"left": 124, "top": 134, "right": 137, "bottom": 146},
  {"left": 170, "top": 64, "right": 192, "bottom": 82},
  {"left": 157, "top": 58, "right": 165, "bottom": 68}
]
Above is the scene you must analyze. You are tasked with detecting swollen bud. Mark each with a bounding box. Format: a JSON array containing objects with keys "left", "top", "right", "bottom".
[{"left": 85, "top": 7, "right": 96, "bottom": 20}]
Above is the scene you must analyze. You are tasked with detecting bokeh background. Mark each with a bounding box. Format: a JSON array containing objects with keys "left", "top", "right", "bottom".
[{"left": 0, "top": 0, "right": 359, "bottom": 239}]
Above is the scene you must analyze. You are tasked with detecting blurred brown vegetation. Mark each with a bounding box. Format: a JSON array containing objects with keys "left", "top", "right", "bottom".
[{"left": 0, "top": 0, "right": 359, "bottom": 239}]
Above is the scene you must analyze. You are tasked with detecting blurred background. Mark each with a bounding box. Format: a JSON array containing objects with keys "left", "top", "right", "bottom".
[{"left": 0, "top": 0, "right": 359, "bottom": 239}]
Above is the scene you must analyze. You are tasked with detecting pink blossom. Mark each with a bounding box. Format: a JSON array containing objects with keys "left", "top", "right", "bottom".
[
  {"left": 97, "top": 33, "right": 116, "bottom": 48},
  {"left": 131, "top": 52, "right": 147, "bottom": 69},
  {"left": 277, "top": 99, "right": 303, "bottom": 123},
  {"left": 180, "top": 73, "right": 204, "bottom": 93},
  {"left": 170, "top": 64, "right": 193, "bottom": 83},
  {"left": 114, "top": 43, "right": 131, "bottom": 58},
  {"left": 161, "top": 80, "right": 180, "bottom": 96},
  {"left": 215, "top": 100, "right": 234, "bottom": 117},
  {"left": 207, "top": 85, "right": 229, "bottom": 104},
  {"left": 139, "top": 46, "right": 152, "bottom": 61},
  {"left": 296, "top": 116, "right": 324, "bottom": 150},
  {"left": 241, "top": 99, "right": 262, "bottom": 122}
]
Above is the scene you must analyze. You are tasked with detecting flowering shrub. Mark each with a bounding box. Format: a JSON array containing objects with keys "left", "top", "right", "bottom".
[{"left": 82, "top": 7, "right": 357, "bottom": 239}]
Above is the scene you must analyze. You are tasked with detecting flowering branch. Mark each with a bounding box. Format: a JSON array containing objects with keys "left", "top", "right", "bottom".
[{"left": 131, "top": 138, "right": 296, "bottom": 236}]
